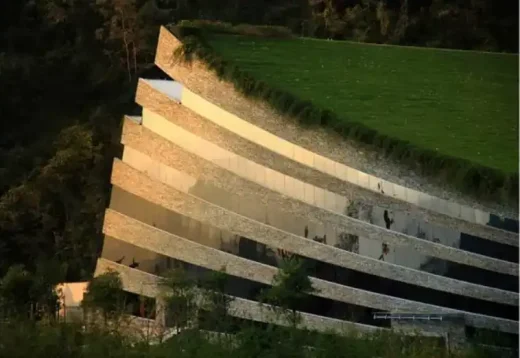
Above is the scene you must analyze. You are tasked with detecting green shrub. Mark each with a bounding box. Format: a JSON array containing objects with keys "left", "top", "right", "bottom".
[
  {"left": 82, "top": 271, "right": 125, "bottom": 324},
  {"left": 177, "top": 20, "right": 234, "bottom": 34},
  {"left": 0, "top": 318, "right": 505, "bottom": 358},
  {"left": 171, "top": 20, "right": 293, "bottom": 39},
  {"left": 232, "top": 24, "right": 293, "bottom": 38}
]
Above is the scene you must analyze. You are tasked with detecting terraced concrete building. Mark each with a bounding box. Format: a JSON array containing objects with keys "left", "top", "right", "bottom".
[{"left": 94, "top": 27, "right": 519, "bottom": 343}]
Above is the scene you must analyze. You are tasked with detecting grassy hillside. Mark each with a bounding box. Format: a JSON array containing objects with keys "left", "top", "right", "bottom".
[{"left": 208, "top": 35, "right": 518, "bottom": 174}]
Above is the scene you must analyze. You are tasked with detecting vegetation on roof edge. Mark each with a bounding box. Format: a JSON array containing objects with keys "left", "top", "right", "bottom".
[{"left": 168, "top": 22, "right": 518, "bottom": 208}]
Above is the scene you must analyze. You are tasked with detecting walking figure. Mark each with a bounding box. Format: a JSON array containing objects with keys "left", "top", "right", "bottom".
[
  {"left": 383, "top": 210, "right": 394, "bottom": 229},
  {"left": 378, "top": 243, "right": 389, "bottom": 261}
]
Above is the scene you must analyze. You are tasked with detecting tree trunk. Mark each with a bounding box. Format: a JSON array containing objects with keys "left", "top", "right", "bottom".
[{"left": 119, "top": 9, "right": 132, "bottom": 82}]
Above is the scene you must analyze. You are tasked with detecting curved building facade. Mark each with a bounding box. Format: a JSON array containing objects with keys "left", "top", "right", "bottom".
[{"left": 94, "top": 27, "right": 519, "bottom": 344}]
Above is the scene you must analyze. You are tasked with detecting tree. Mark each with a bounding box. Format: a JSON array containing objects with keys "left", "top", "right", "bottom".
[
  {"left": 95, "top": 0, "right": 170, "bottom": 81},
  {"left": 198, "top": 266, "right": 234, "bottom": 333},
  {"left": 322, "top": 0, "right": 346, "bottom": 39},
  {"left": 0, "top": 123, "right": 107, "bottom": 281},
  {"left": 0, "top": 265, "right": 35, "bottom": 318},
  {"left": 260, "top": 256, "right": 317, "bottom": 328},
  {"left": 160, "top": 267, "right": 198, "bottom": 334},
  {"left": 95, "top": 0, "right": 141, "bottom": 81},
  {"left": 82, "top": 270, "right": 125, "bottom": 326},
  {"left": 0, "top": 263, "right": 61, "bottom": 320}
]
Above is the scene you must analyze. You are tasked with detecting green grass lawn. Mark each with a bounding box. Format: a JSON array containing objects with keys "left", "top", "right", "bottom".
[{"left": 208, "top": 35, "right": 519, "bottom": 173}]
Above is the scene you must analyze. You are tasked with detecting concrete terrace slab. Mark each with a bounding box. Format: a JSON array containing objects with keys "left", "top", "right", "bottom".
[
  {"left": 125, "top": 115, "right": 143, "bottom": 125},
  {"left": 152, "top": 26, "right": 519, "bottom": 235},
  {"left": 94, "top": 258, "right": 401, "bottom": 336},
  {"left": 100, "top": 208, "right": 517, "bottom": 334},
  {"left": 121, "top": 114, "right": 517, "bottom": 278},
  {"left": 119, "top": 119, "right": 518, "bottom": 280},
  {"left": 143, "top": 79, "right": 182, "bottom": 102},
  {"left": 135, "top": 78, "right": 518, "bottom": 248},
  {"left": 115, "top": 149, "right": 517, "bottom": 307}
]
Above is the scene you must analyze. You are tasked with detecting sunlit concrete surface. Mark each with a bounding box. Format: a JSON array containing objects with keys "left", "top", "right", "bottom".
[
  {"left": 100, "top": 207, "right": 517, "bottom": 334},
  {"left": 93, "top": 26, "right": 519, "bottom": 340},
  {"left": 94, "top": 258, "right": 390, "bottom": 336},
  {"left": 153, "top": 26, "right": 519, "bottom": 240},
  {"left": 121, "top": 115, "right": 517, "bottom": 277},
  {"left": 113, "top": 151, "right": 517, "bottom": 306}
]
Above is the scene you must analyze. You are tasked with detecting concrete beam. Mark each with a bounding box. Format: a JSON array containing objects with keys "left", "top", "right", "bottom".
[
  {"left": 94, "top": 258, "right": 384, "bottom": 336},
  {"left": 101, "top": 204, "right": 518, "bottom": 333},
  {"left": 136, "top": 79, "right": 518, "bottom": 248},
  {"left": 120, "top": 117, "right": 517, "bottom": 277},
  {"left": 152, "top": 26, "right": 518, "bottom": 239},
  {"left": 115, "top": 151, "right": 518, "bottom": 307}
]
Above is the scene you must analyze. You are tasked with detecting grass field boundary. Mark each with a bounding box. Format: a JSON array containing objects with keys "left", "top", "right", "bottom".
[
  {"left": 300, "top": 36, "right": 519, "bottom": 56},
  {"left": 168, "top": 23, "right": 518, "bottom": 206}
]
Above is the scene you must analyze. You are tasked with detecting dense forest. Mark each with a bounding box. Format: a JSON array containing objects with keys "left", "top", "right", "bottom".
[{"left": 0, "top": 0, "right": 518, "bottom": 297}]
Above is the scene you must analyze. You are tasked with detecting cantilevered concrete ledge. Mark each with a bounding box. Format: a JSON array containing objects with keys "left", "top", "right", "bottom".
[
  {"left": 100, "top": 210, "right": 517, "bottom": 334},
  {"left": 152, "top": 26, "right": 519, "bottom": 236},
  {"left": 112, "top": 156, "right": 518, "bottom": 307},
  {"left": 94, "top": 258, "right": 384, "bottom": 336},
  {"left": 120, "top": 118, "right": 517, "bottom": 277},
  {"left": 136, "top": 78, "right": 518, "bottom": 248}
]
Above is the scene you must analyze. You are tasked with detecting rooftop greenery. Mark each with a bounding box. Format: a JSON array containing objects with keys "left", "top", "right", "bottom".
[{"left": 173, "top": 22, "right": 519, "bottom": 206}]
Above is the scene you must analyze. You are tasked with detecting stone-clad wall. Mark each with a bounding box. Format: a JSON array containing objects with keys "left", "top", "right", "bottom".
[
  {"left": 115, "top": 150, "right": 517, "bottom": 307},
  {"left": 101, "top": 208, "right": 517, "bottom": 334},
  {"left": 120, "top": 117, "right": 517, "bottom": 277},
  {"left": 94, "top": 258, "right": 387, "bottom": 336},
  {"left": 152, "top": 26, "right": 519, "bottom": 226}
]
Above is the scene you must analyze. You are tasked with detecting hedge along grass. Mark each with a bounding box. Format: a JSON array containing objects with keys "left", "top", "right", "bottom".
[{"left": 171, "top": 25, "right": 519, "bottom": 206}]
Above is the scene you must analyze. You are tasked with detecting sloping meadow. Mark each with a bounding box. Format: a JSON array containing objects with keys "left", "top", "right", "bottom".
[{"left": 170, "top": 22, "right": 519, "bottom": 209}]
